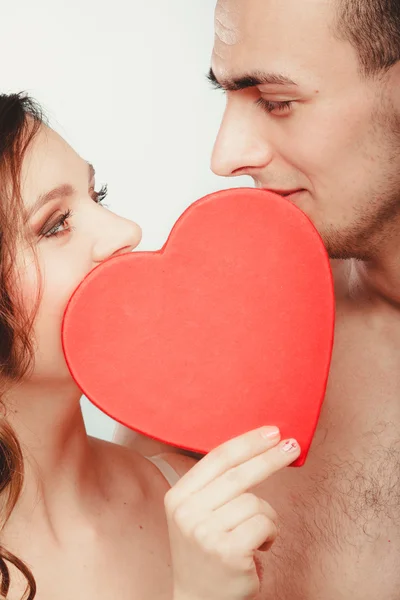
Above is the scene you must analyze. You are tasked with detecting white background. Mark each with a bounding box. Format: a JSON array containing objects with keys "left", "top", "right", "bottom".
[{"left": 1, "top": 0, "right": 247, "bottom": 440}]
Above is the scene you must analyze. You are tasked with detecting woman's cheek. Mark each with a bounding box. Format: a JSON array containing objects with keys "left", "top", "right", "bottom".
[{"left": 12, "top": 250, "right": 41, "bottom": 315}]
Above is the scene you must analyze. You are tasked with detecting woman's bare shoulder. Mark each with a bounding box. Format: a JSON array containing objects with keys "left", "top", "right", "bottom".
[
  {"left": 89, "top": 436, "right": 154, "bottom": 494},
  {"left": 88, "top": 436, "right": 198, "bottom": 493},
  {"left": 153, "top": 451, "right": 199, "bottom": 479}
]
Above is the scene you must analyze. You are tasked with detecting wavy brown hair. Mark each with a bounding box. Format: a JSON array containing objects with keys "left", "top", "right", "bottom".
[{"left": 0, "top": 92, "right": 45, "bottom": 600}]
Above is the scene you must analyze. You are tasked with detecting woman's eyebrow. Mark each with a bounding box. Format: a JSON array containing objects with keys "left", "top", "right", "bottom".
[
  {"left": 26, "top": 162, "right": 96, "bottom": 221},
  {"left": 26, "top": 183, "right": 76, "bottom": 221}
]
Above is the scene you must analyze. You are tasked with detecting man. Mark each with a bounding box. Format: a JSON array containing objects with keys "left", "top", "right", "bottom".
[{"left": 116, "top": 1, "right": 400, "bottom": 597}]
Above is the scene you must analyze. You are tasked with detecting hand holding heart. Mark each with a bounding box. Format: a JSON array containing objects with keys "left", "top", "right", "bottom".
[
  {"left": 167, "top": 426, "right": 300, "bottom": 600},
  {"left": 62, "top": 188, "right": 334, "bottom": 465}
]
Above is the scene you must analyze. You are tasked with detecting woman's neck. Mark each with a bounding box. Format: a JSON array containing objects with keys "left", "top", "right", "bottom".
[{"left": 3, "top": 379, "right": 106, "bottom": 541}]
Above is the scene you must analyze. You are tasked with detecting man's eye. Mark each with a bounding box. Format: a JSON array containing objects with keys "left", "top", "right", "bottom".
[{"left": 256, "top": 98, "right": 294, "bottom": 115}]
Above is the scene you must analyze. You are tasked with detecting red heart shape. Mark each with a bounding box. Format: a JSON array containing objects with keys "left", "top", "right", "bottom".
[{"left": 62, "top": 189, "right": 334, "bottom": 466}]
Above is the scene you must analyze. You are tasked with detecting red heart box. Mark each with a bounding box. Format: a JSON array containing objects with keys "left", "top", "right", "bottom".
[{"left": 62, "top": 188, "right": 334, "bottom": 466}]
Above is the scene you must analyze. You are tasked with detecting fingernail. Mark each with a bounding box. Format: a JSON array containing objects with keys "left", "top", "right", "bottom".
[
  {"left": 261, "top": 427, "right": 280, "bottom": 439},
  {"left": 280, "top": 439, "right": 300, "bottom": 453}
]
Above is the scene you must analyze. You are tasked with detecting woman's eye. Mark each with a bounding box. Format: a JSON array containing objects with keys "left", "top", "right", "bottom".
[
  {"left": 39, "top": 184, "right": 109, "bottom": 240},
  {"left": 256, "top": 98, "right": 294, "bottom": 115},
  {"left": 42, "top": 209, "right": 73, "bottom": 239}
]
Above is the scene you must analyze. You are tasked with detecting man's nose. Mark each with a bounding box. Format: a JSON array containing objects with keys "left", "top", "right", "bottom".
[
  {"left": 92, "top": 210, "right": 142, "bottom": 264},
  {"left": 211, "top": 97, "right": 273, "bottom": 178}
]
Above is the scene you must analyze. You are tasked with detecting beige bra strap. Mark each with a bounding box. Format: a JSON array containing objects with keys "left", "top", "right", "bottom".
[{"left": 147, "top": 455, "right": 181, "bottom": 488}]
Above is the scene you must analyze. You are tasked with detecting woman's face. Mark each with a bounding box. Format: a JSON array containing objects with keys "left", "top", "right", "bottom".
[{"left": 17, "top": 124, "right": 142, "bottom": 384}]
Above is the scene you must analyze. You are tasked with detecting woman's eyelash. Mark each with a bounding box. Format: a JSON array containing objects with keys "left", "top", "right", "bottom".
[
  {"left": 255, "top": 98, "right": 293, "bottom": 114},
  {"left": 92, "top": 184, "right": 108, "bottom": 205},
  {"left": 40, "top": 184, "right": 108, "bottom": 240},
  {"left": 42, "top": 209, "right": 73, "bottom": 239}
]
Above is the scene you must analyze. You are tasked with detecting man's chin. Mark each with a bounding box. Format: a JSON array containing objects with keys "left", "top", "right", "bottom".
[{"left": 318, "top": 229, "right": 366, "bottom": 261}]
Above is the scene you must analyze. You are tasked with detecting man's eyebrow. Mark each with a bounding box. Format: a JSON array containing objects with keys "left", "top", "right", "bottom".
[
  {"left": 207, "top": 68, "right": 298, "bottom": 91},
  {"left": 27, "top": 161, "right": 96, "bottom": 220}
]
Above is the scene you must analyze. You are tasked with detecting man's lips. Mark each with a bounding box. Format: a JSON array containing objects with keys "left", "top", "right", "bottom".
[{"left": 263, "top": 188, "right": 305, "bottom": 197}]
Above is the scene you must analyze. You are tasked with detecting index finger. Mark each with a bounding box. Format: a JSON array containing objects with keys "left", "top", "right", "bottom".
[{"left": 167, "top": 426, "right": 281, "bottom": 502}]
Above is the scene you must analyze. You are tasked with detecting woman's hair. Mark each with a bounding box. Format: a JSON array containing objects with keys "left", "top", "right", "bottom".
[{"left": 0, "top": 92, "right": 45, "bottom": 600}]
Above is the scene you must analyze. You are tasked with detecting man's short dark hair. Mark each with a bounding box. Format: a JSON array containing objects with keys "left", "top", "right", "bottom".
[{"left": 334, "top": 0, "right": 400, "bottom": 77}]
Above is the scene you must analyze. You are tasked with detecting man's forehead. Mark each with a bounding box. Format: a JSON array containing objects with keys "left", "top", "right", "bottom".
[
  {"left": 214, "top": 0, "right": 334, "bottom": 38},
  {"left": 213, "top": 0, "right": 339, "bottom": 80},
  {"left": 214, "top": 0, "right": 242, "bottom": 46}
]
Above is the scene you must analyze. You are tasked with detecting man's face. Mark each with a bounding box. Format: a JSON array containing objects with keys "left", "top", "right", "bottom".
[{"left": 211, "top": 0, "right": 400, "bottom": 259}]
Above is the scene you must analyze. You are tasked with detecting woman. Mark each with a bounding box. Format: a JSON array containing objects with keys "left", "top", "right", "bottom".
[{"left": 0, "top": 92, "right": 300, "bottom": 600}]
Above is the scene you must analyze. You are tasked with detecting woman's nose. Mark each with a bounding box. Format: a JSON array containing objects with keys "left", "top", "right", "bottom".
[{"left": 92, "top": 212, "right": 142, "bottom": 264}]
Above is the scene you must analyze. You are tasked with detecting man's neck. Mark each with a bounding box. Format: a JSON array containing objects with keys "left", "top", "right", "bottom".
[{"left": 349, "top": 253, "right": 400, "bottom": 308}]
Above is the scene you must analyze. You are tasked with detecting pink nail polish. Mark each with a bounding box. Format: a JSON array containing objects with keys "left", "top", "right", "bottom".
[
  {"left": 261, "top": 427, "right": 280, "bottom": 439},
  {"left": 281, "top": 439, "right": 299, "bottom": 453}
]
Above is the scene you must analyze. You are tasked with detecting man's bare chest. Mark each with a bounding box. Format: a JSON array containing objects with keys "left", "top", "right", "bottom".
[{"left": 254, "top": 313, "right": 400, "bottom": 599}]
